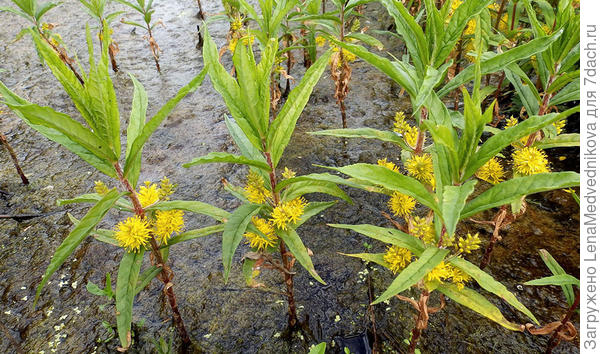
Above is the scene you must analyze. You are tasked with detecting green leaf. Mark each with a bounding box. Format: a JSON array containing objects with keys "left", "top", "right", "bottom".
[
  {"left": 125, "top": 74, "right": 148, "bottom": 187},
  {"left": 328, "top": 224, "right": 425, "bottom": 255},
  {"left": 549, "top": 80, "right": 579, "bottom": 106},
  {"left": 310, "top": 127, "right": 410, "bottom": 150},
  {"left": 442, "top": 180, "right": 477, "bottom": 239},
  {"left": 267, "top": 49, "right": 332, "bottom": 168},
  {"left": 439, "top": 32, "right": 562, "bottom": 98},
  {"left": 534, "top": 133, "right": 580, "bottom": 149},
  {"left": 275, "top": 172, "right": 362, "bottom": 193},
  {"left": 34, "top": 189, "right": 122, "bottom": 308},
  {"left": 135, "top": 265, "right": 162, "bottom": 295},
  {"left": 461, "top": 172, "right": 580, "bottom": 219},
  {"left": 504, "top": 64, "right": 541, "bottom": 116},
  {"left": 183, "top": 152, "right": 271, "bottom": 171},
  {"left": 524, "top": 274, "right": 580, "bottom": 287},
  {"left": 165, "top": 224, "right": 225, "bottom": 247},
  {"left": 242, "top": 258, "right": 258, "bottom": 286},
  {"left": 538, "top": 249, "right": 575, "bottom": 305},
  {"left": 91, "top": 229, "right": 119, "bottom": 246},
  {"left": 124, "top": 67, "right": 207, "bottom": 180},
  {"left": 277, "top": 228, "right": 325, "bottom": 284},
  {"left": 57, "top": 193, "right": 132, "bottom": 211},
  {"left": 224, "top": 115, "right": 266, "bottom": 163},
  {"left": 147, "top": 200, "right": 230, "bottom": 222},
  {"left": 116, "top": 250, "right": 144, "bottom": 349},
  {"left": 437, "top": 283, "right": 524, "bottom": 331},
  {"left": 295, "top": 201, "right": 337, "bottom": 228},
  {"left": 373, "top": 247, "right": 449, "bottom": 304},
  {"left": 329, "top": 164, "right": 441, "bottom": 215},
  {"left": 341, "top": 252, "right": 387, "bottom": 267},
  {"left": 308, "top": 342, "right": 327, "bottom": 354},
  {"left": 449, "top": 257, "right": 539, "bottom": 324},
  {"left": 222, "top": 204, "right": 262, "bottom": 282},
  {"left": 283, "top": 181, "right": 351, "bottom": 203}
]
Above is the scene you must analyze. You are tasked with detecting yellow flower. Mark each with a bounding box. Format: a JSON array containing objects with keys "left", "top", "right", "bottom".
[
  {"left": 512, "top": 147, "right": 550, "bottom": 175},
  {"left": 158, "top": 176, "right": 175, "bottom": 201},
  {"left": 553, "top": 119, "right": 566, "bottom": 135},
  {"left": 449, "top": 266, "right": 471, "bottom": 290},
  {"left": 228, "top": 37, "right": 238, "bottom": 53},
  {"left": 406, "top": 154, "right": 435, "bottom": 188},
  {"left": 94, "top": 181, "right": 109, "bottom": 195},
  {"left": 154, "top": 210, "right": 184, "bottom": 244},
  {"left": 282, "top": 167, "right": 296, "bottom": 179},
  {"left": 138, "top": 182, "right": 160, "bottom": 208},
  {"left": 426, "top": 261, "right": 452, "bottom": 282},
  {"left": 377, "top": 158, "right": 400, "bottom": 173},
  {"left": 230, "top": 15, "right": 243, "bottom": 31},
  {"left": 270, "top": 198, "right": 308, "bottom": 230},
  {"left": 244, "top": 171, "right": 270, "bottom": 204},
  {"left": 114, "top": 216, "right": 152, "bottom": 253},
  {"left": 315, "top": 36, "right": 327, "bottom": 47},
  {"left": 404, "top": 126, "right": 419, "bottom": 147},
  {"left": 505, "top": 116, "right": 519, "bottom": 128},
  {"left": 409, "top": 216, "right": 435, "bottom": 245},
  {"left": 244, "top": 216, "right": 278, "bottom": 251},
  {"left": 384, "top": 246, "right": 412, "bottom": 273},
  {"left": 542, "top": 24, "right": 552, "bottom": 35},
  {"left": 393, "top": 111, "right": 410, "bottom": 134},
  {"left": 455, "top": 233, "right": 481, "bottom": 254},
  {"left": 476, "top": 157, "right": 505, "bottom": 184},
  {"left": 387, "top": 192, "right": 416, "bottom": 218},
  {"left": 330, "top": 47, "right": 357, "bottom": 67}
]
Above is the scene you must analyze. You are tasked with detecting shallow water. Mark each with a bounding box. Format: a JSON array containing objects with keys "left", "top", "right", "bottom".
[{"left": 0, "top": 1, "right": 579, "bottom": 353}]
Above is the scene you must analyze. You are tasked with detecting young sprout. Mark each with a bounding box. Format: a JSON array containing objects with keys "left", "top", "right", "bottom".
[{"left": 114, "top": 0, "right": 163, "bottom": 72}]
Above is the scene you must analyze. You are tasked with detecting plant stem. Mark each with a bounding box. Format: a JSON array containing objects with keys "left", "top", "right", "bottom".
[
  {"left": 113, "top": 163, "right": 190, "bottom": 347},
  {"left": 196, "top": 0, "right": 205, "bottom": 20},
  {"left": 408, "top": 289, "right": 430, "bottom": 354},
  {"left": 0, "top": 133, "right": 29, "bottom": 185},
  {"left": 38, "top": 29, "right": 85, "bottom": 85},
  {"left": 510, "top": 3, "right": 517, "bottom": 31},
  {"left": 546, "top": 292, "right": 580, "bottom": 354},
  {"left": 494, "top": 0, "right": 508, "bottom": 31}
]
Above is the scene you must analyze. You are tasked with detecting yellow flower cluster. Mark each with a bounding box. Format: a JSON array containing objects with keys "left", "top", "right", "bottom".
[
  {"left": 229, "top": 34, "right": 255, "bottom": 53},
  {"left": 330, "top": 46, "right": 357, "bottom": 67},
  {"left": 154, "top": 210, "right": 185, "bottom": 244},
  {"left": 512, "top": 146, "right": 550, "bottom": 176},
  {"left": 505, "top": 116, "right": 528, "bottom": 147},
  {"left": 409, "top": 216, "right": 435, "bottom": 245},
  {"left": 94, "top": 180, "right": 109, "bottom": 195},
  {"left": 158, "top": 177, "right": 175, "bottom": 201},
  {"left": 282, "top": 167, "right": 296, "bottom": 179},
  {"left": 393, "top": 111, "right": 419, "bottom": 147},
  {"left": 406, "top": 154, "right": 435, "bottom": 188},
  {"left": 377, "top": 158, "right": 400, "bottom": 173},
  {"left": 384, "top": 246, "right": 412, "bottom": 273},
  {"left": 138, "top": 181, "right": 160, "bottom": 208},
  {"left": 425, "top": 262, "right": 472, "bottom": 290},
  {"left": 115, "top": 216, "right": 152, "bottom": 253},
  {"left": 315, "top": 36, "right": 327, "bottom": 47},
  {"left": 476, "top": 157, "right": 505, "bottom": 184},
  {"left": 388, "top": 192, "right": 416, "bottom": 219},
  {"left": 455, "top": 233, "right": 481, "bottom": 254},
  {"left": 270, "top": 197, "right": 308, "bottom": 230},
  {"left": 553, "top": 119, "right": 566, "bottom": 135},
  {"left": 244, "top": 216, "right": 278, "bottom": 251},
  {"left": 230, "top": 15, "right": 243, "bottom": 31},
  {"left": 244, "top": 171, "right": 270, "bottom": 204}
]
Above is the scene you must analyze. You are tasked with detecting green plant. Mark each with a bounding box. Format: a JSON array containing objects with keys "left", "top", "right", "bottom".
[
  {"left": 0, "top": 0, "right": 85, "bottom": 83},
  {"left": 114, "top": 0, "right": 163, "bottom": 72},
  {"left": 524, "top": 249, "right": 580, "bottom": 353},
  {"left": 186, "top": 28, "right": 346, "bottom": 330},
  {"left": 0, "top": 26, "right": 223, "bottom": 350},
  {"left": 312, "top": 50, "right": 579, "bottom": 350},
  {"left": 79, "top": 0, "right": 123, "bottom": 72}
]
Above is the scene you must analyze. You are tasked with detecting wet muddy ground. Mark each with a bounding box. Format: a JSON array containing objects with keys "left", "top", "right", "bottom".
[{"left": 0, "top": 1, "right": 579, "bottom": 353}]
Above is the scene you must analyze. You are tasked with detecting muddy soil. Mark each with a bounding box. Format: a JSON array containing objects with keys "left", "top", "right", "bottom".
[{"left": 0, "top": 1, "right": 579, "bottom": 353}]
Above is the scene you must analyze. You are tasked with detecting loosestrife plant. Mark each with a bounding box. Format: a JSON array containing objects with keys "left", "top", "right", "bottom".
[
  {"left": 185, "top": 28, "right": 347, "bottom": 329},
  {"left": 0, "top": 26, "right": 224, "bottom": 350},
  {"left": 78, "top": 0, "right": 124, "bottom": 72}
]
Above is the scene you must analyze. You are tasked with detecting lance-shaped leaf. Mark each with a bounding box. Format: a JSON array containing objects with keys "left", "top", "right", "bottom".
[
  {"left": 534, "top": 133, "right": 580, "bottom": 149},
  {"left": 124, "top": 67, "right": 208, "bottom": 180},
  {"left": 524, "top": 274, "right": 580, "bottom": 287},
  {"left": 222, "top": 204, "right": 262, "bottom": 282},
  {"left": 34, "top": 189, "right": 122, "bottom": 307},
  {"left": 147, "top": 200, "right": 230, "bottom": 222},
  {"left": 461, "top": 172, "right": 580, "bottom": 219},
  {"left": 267, "top": 49, "right": 332, "bottom": 168},
  {"left": 164, "top": 224, "right": 225, "bottom": 247},
  {"left": 537, "top": 249, "right": 576, "bottom": 305},
  {"left": 437, "top": 283, "right": 524, "bottom": 331},
  {"left": 295, "top": 201, "right": 337, "bottom": 228},
  {"left": 116, "top": 250, "right": 144, "bottom": 349},
  {"left": 438, "top": 32, "right": 562, "bottom": 98},
  {"left": 283, "top": 181, "right": 351, "bottom": 203},
  {"left": 373, "top": 247, "right": 449, "bottom": 304},
  {"left": 184, "top": 152, "right": 271, "bottom": 171},
  {"left": 277, "top": 227, "right": 325, "bottom": 284},
  {"left": 308, "top": 342, "right": 327, "bottom": 354},
  {"left": 57, "top": 193, "right": 132, "bottom": 211},
  {"left": 449, "top": 257, "right": 539, "bottom": 324},
  {"left": 442, "top": 180, "right": 477, "bottom": 239},
  {"left": 329, "top": 224, "right": 425, "bottom": 255},
  {"left": 328, "top": 164, "right": 441, "bottom": 215},
  {"left": 135, "top": 265, "right": 162, "bottom": 295},
  {"left": 341, "top": 252, "right": 387, "bottom": 268},
  {"left": 310, "top": 127, "right": 410, "bottom": 150},
  {"left": 125, "top": 74, "right": 148, "bottom": 187},
  {"left": 275, "top": 172, "right": 362, "bottom": 192}
]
